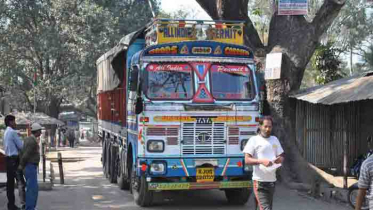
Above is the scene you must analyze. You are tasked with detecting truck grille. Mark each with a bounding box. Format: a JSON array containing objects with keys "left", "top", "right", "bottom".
[{"left": 182, "top": 123, "right": 226, "bottom": 155}]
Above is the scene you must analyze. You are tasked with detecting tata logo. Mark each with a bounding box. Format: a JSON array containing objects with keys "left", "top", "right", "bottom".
[
  {"left": 197, "top": 132, "right": 211, "bottom": 143},
  {"left": 196, "top": 117, "right": 212, "bottom": 124}
]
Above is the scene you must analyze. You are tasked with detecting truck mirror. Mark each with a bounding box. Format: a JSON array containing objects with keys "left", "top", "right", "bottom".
[
  {"left": 129, "top": 67, "right": 139, "bottom": 91},
  {"left": 135, "top": 97, "right": 143, "bottom": 114}
]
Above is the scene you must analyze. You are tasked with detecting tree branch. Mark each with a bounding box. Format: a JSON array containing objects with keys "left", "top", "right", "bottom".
[
  {"left": 312, "top": 0, "right": 346, "bottom": 38},
  {"left": 195, "top": 0, "right": 220, "bottom": 20},
  {"left": 196, "top": 0, "right": 264, "bottom": 51}
]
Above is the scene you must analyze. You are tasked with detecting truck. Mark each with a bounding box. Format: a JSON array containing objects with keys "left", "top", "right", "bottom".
[{"left": 97, "top": 19, "right": 262, "bottom": 207}]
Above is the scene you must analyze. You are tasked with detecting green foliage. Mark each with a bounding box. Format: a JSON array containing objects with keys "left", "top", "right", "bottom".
[
  {"left": 0, "top": 0, "right": 159, "bottom": 117},
  {"left": 311, "top": 42, "right": 345, "bottom": 85},
  {"left": 363, "top": 43, "right": 373, "bottom": 68}
]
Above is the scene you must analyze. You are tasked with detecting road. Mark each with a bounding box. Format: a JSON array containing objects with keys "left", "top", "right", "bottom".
[{"left": 1, "top": 145, "right": 353, "bottom": 210}]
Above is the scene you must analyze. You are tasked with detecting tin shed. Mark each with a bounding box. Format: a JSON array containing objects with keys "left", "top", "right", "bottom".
[{"left": 290, "top": 71, "right": 373, "bottom": 175}]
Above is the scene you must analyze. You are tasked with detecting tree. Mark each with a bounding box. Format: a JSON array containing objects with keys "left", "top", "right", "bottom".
[
  {"left": 311, "top": 42, "right": 345, "bottom": 84},
  {"left": 362, "top": 43, "right": 373, "bottom": 69},
  {"left": 196, "top": 0, "right": 346, "bottom": 185},
  {"left": 326, "top": 0, "right": 372, "bottom": 75},
  {"left": 0, "top": 0, "right": 159, "bottom": 118}
]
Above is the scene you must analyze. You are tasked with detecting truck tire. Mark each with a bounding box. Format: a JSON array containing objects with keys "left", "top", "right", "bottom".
[
  {"left": 117, "top": 154, "right": 130, "bottom": 190},
  {"left": 102, "top": 141, "right": 108, "bottom": 177},
  {"left": 131, "top": 170, "right": 153, "bottom": 207},
  {"left": 109, "top": 145, "right": 118, "bottom": 183},
  {"left": 101, "top": 139, "right": 106, "bottom": 168},
  {"left": 105, "top": 142, "right": 111, "bottom": 178},
  {"left": 224, "top": 188, "right": 251, "bottom": 205}
]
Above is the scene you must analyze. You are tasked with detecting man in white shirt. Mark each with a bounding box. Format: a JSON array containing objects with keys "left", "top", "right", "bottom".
[
  {"left": 243, "top": 116, "right": 284, "bottom": 210},
  {"left": 4, "top": 115, "right": 25, "bottom": 210}
]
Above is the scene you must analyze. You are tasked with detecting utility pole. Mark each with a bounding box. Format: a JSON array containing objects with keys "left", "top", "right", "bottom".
[{"left": 34, "top": 87, "right": 36, "bottom": 113}]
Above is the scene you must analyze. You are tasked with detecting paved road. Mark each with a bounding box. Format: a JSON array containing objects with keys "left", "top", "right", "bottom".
[{"left": 1, "top": 146, "right": 353, "bottom": 210}]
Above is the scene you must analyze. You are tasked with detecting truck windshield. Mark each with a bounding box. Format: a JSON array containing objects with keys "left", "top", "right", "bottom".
[
  {"left": 145, "top": 63, "right": 193, "bottom": 100},
  {"left": 210, "top": 64, "right": 255, "bottom": 100}
]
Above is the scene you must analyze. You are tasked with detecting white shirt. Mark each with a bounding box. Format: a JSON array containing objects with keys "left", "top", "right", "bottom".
[{"left": 243, "top": 135, "right": 284, "bottom": 182}]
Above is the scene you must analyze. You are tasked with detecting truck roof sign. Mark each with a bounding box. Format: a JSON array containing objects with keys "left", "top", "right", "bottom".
[{"left": 145, "top": 19, "right": 245, "bottom": 46}]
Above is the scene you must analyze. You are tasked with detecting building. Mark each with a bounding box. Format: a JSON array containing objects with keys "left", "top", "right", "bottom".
[{"left": 290, "top": 71, "right": 373, "bottom": 175}]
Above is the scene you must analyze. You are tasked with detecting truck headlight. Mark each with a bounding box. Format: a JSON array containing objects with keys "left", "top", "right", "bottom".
[
  {"left": 147, "top": 140, "right": 165, "bottom": 153},
  {"left": 240, "top": 139, "right": 248, "bottom": 151},
  {"left": 150, "top": 161, "right": 166, "bottom": 174}
]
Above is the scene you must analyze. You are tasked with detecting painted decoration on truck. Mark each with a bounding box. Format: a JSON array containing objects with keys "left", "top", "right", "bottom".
[
  {"left": 153, "top": 116, "right": 253, "bottom": 123},
  {"left": 193, "top": 84, "right": 213, "bottom": 103},
  {"left": 190, "top": 62, "right": 214, "bottom": 103},
  {"left": 143, "top": 41, "right": 254, "bottom": 59},
  {"left": 191, "top": 63, "right": 210, "bottom": 80},
  {"left": 211, "top": 65, "right": 250, "bottom": 75},
  {"left": 148, "top": 181, "right": 252, "bottom": 191},
  {"left": 156, "top": 26, "right": 244, "bottom": 46},
  {"left": 146, "top": 64, "right": 191, "bottom": 72},
  {"left": 148, "top": 46, "right": 178, "bottom": 55}
]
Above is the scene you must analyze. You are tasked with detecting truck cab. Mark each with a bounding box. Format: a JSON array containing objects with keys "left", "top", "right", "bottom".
[{"left": 97, "top": 19, "right": 261, "bottom": 207}]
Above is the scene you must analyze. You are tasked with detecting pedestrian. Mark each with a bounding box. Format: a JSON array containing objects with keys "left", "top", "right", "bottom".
[
  {"left": 74, "top": 128, "right": 80, "bottom": 145},
  {"left": 355, "top": 146, "right": 373, "bottom": 210},
  {"left": 243, "top": 116, "right": 285, "bottom": 210},
  {"left": 3, "top": 114, "right": 25, "bottom": 210},
  {"left": 67, "top": 128, "right": 75, "bottom": 148},
  {"left": 19, "top": 123, "right": 42, "bottom": 210}
]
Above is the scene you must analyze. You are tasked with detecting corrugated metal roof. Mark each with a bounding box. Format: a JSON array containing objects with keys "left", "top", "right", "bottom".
[{"left": 290, "top": 71, "right": 373, "bottom": 105}]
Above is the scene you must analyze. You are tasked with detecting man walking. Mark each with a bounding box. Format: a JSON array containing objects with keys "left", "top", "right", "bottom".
[
  {"left": 19, "top": 123, "right": 42, "bottom": 210},
  {"left": 4, "top": 115, "right": 25, "bottom": 210},
  {"left": 243, "top": 116, "right": 284, "bottom": 210}
]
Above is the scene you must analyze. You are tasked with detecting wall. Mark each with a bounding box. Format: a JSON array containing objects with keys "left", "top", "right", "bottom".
[
  {"left": 295, "top": 100, "right": 361, "bottom": 175},
  {"left": 359, "top": 100, "right": 373, "bottom": 154}
]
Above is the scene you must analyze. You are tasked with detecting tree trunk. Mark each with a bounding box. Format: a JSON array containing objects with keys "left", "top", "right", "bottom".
[
  {"left": 196, "top": 0, "right": 346, "bottom": 186},
  {"left": 46, "top": 96, "right": 61, "bottom": 119}
]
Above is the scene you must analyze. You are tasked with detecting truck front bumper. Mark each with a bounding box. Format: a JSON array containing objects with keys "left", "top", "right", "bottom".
[{"left": 148, "top": 180, "right": 252, "bottom": 191}]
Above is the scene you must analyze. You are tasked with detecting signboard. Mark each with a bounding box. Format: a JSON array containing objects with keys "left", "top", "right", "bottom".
[
  {"left": 265, "top": 53, "right": 282, "bottom": 80},
  {"left": 145, "top": 20, "right": 245, "bottom": 46},
  {"left": 278, "top": 0, "right": 308, "bottom": 16}
]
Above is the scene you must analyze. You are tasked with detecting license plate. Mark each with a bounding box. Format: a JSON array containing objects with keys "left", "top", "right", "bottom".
[{"left": 196, "top": 168, "right": 214, "bottom": 183}]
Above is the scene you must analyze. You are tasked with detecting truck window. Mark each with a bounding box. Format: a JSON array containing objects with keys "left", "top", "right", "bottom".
[
  {"left": 145, "top": 63, "right": 194, "bottom": 100},
  {"left": 210, "top": 64, "right": 255, "bottom": 100}
]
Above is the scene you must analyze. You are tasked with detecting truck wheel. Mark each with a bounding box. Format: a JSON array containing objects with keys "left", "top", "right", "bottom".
[
  {"left": 131, "top": 170, "right": 153, "bottom": 207},
  {"left": 117, "top": 155, "right": 130, "bottom": 190},
  {"left": 102, "top": 140, "right": 106, "bottom": 169},
  {"left": 224, "top": 188, "right": 251, "bottom": 205},
  {"left": 109, "top": 145, "right": 118, "bottom": 183},
  {"left": 104, "top": 142, "right": 110, "bottom": 178}
]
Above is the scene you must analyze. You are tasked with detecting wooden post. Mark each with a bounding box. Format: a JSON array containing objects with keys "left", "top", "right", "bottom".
[
  {"left": 58, "top": 152, "right": 64, "bottom": 184},
  {"left": 42, "top": 142, "right": 46, "bottom": 183},
  {"left": 343, "top": 130, "right": 348, "bottom": 189}
]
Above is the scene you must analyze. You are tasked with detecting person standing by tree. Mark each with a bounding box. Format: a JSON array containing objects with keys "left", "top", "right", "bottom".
[
  {"left": 19, "top": 123, "right": 42, "bottom": 210},
  {"left": 243, "top": 116, "right": 285, "bottom": 210},
  {"left": 3, "top": 114, "right": 25, "bottom": 210},
  {"left": 67, "top": 128, "right": 75, "bottom": 148}
]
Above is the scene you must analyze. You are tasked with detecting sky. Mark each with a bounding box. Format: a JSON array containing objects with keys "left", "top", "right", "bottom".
[{"left": 160, "top": 0, "right": 210, "bottom": 19}]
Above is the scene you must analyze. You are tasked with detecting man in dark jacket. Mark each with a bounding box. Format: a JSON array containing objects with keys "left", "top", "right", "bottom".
[{"left": 19, "top": 123, "right": 42, "bottom": 210}]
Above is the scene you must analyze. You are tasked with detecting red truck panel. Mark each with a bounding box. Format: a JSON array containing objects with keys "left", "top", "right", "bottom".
[{"left": 97, "top": 86, "right": 126, "bottom": 127}]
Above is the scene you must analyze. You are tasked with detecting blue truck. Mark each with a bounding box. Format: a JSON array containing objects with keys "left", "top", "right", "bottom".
[{"left": 97, "top": 19, "right": 262, "bottom": 206}]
